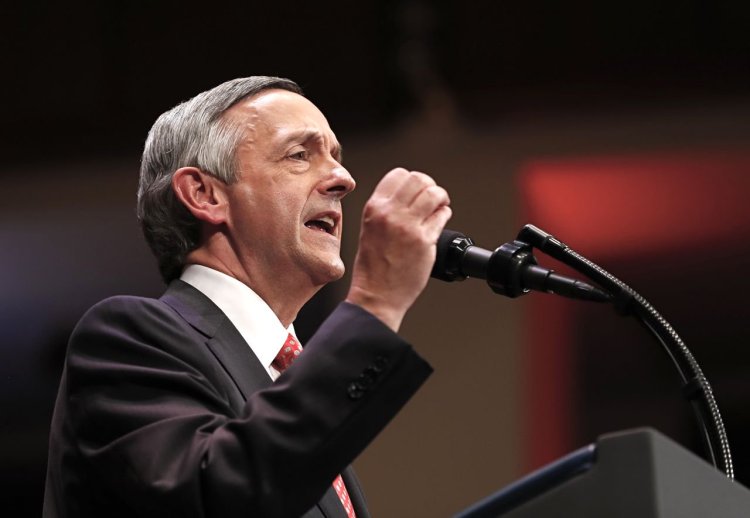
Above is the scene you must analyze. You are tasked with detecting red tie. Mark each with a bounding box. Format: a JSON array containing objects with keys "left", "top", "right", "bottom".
[
  {"left": 271, "top": 333, "right": 303, "bottom": 372},
  {"left": 272, "top": 334, "right": 357, "bottom": 518}
]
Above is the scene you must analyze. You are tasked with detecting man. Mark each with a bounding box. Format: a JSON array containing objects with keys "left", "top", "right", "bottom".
[{"left": 44, "top": 76, "right": 451, "bottom": 517}]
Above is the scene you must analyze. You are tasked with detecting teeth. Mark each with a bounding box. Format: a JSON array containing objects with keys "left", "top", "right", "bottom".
[
  {"left": 319, "top": 216, "right": 334, "bottom": 228},
  {"left": 305, "top": 215, "right": 336, "bottom": 234}
]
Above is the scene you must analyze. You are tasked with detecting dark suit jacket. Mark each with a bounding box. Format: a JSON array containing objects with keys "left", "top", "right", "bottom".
[{"left": 44, "top": 280, "right": 432, "bottom": 517}]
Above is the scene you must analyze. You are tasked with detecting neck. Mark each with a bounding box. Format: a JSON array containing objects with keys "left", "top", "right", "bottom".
[{"left": 185, "top": 245, "right": 320, "bottom": 328}]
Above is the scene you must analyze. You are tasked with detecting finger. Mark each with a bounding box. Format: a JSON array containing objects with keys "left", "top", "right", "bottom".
[
  {"left": 391, "top": 171, "right": 437, "bottom": 205},
  {"left": 424, "top": 205, "right": 453, "bottom": 239},
  {"left": 371, "top": 168, "right": 411, "bottom": 198},
  {"left": 410, "top": 185, "right": 451, "bottom": 221}
]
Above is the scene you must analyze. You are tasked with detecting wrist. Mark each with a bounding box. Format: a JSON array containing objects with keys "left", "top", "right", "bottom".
[{"left": 345, "top": 285, "right": 405, "bottom": 332}]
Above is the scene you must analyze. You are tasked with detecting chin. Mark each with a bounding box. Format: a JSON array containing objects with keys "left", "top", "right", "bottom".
[{"left": 309, "top": 258, "right": 346, "bottom": 286}]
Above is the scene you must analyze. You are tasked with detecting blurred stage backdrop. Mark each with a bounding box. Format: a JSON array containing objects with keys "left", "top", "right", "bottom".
[{"left": 2, "top": 2, "right": 750, "bottom": 516}]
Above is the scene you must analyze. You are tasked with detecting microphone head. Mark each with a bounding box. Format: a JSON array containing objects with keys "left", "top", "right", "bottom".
[{"left": 431, "top": 229, "right": 471, "bottom": 282}]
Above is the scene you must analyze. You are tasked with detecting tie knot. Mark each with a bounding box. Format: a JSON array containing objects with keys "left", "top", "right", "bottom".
[{"left": 272, "top": 333, "right": 303, "bottom": 372}]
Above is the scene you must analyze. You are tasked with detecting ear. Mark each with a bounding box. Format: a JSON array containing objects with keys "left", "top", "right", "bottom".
[{"left": 172, "top": 167, "right": 228, "bottom": 225}]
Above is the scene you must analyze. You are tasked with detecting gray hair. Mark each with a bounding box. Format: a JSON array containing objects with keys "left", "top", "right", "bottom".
[{"left": 137, "top": 76, "right": 303, "bottom": 283}]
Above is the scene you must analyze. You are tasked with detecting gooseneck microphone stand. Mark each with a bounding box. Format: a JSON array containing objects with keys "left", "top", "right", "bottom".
[
  {"left": 515, "top": 223, "right": 734, "bottom": 479},
  {"left": 434, "top": 224, "right": 734, "bottom": 479}
]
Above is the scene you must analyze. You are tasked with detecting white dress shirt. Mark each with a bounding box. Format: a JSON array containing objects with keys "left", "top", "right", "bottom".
[{"left": 180, "top": 264, "right": 297, "bottom": 381}]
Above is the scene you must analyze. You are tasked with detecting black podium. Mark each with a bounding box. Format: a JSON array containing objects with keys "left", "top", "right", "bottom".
[{"left": 455, "top": 428, "right": 750, "bottom": 517}]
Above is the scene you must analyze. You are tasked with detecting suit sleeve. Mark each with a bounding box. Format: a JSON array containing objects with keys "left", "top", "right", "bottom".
[{"left": 61, "top": 297, "right": 432, "bottom": 518}]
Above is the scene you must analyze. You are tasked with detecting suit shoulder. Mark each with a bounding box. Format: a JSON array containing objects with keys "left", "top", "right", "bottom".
[
  {"left": 68, "top": 294, "right": 193, "bottom": 356},
  {"left": 75, "top": 294, "right": 179, "bottom": 331},
  {"left": 86, "top": 293, "right": 170, "bottom": 316}
]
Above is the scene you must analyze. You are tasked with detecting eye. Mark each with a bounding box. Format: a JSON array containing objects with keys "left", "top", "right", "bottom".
[{"left": 288, "top": 149, "right": 309, "bottom": 161}]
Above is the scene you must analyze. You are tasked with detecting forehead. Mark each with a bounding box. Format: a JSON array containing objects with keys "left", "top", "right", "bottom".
[{"left": 225, "top": 89, "right": 336, "bottom": 143}]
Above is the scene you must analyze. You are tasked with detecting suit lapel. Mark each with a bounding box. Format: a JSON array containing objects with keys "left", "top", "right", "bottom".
[
  {"left": 161, "top": 280, "right": 272, "bottom": 400},
  {"left": 207, "top": 318, "right": 273, "bottom": 398}
]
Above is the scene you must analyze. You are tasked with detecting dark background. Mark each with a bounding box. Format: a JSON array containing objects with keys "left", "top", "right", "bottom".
[
  {"left": 3, "top": 1, "right": 750, "bottom": 164},
  {"left": 2, "top": 1, "right": 749, "bottom": 516}
]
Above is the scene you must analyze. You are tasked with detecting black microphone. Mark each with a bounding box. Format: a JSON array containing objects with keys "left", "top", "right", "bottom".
[{"left": 431, "top": 229, "right": 611, "bottom": 302}]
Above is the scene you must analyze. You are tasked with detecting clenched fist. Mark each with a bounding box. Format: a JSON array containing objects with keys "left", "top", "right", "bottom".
[{"left": 345, "top": 168, "right": 452, "bottom": 331}]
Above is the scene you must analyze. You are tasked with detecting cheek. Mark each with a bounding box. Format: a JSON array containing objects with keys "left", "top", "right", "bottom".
[
  {"left": 251, "top": 194, "right": 305, "bottom": 241},
  {"left": 273, "top": 190, "right": 307, "bottom": 219},
  {"left": 230, "top": 176, "right": 311, "bottom": 236}
]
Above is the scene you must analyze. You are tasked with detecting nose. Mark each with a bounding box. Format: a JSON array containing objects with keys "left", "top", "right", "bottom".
[{"left": 320, "top": 164, "right": 356, "bottom": 198}]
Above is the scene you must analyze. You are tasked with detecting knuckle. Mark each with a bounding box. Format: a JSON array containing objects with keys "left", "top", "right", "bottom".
[
  {"left": 423, "top": 185, "right": 448, "bottom": 204},
  {"left": 409, "top": 171, "right": 436, "bottom": 187},
  {"left": 426, "top": 185, "right": 442, "bottom": 198},
  {"left": 430, "top": 184, "right": 448, "bottom": 197},
  {"left": 362, "top": 199, "right": 387, "bottom": 221}
]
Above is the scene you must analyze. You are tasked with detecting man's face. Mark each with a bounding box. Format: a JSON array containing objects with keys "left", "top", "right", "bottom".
[{"left": 222, "top": 89, "right": 356, "bottom": 288}]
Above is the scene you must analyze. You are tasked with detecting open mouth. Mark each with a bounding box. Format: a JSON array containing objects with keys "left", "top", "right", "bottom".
[{"left": 304, "top": 215, "right": 336, "bottom": 235}]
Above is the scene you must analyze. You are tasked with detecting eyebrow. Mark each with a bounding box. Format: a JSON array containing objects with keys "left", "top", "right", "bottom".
[{"left": 279, "top": 129, "right": 343, "bottom": 163}]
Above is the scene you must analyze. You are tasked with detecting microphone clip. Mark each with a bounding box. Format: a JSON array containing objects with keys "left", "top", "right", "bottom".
[{"left": 486, "top": 240, "right": 537, "bottom": 298}]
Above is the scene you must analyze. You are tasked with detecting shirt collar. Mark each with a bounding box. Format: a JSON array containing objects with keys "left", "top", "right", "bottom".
[{"left": 180, "top": 264, "right": 296, "bottom": 380}]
